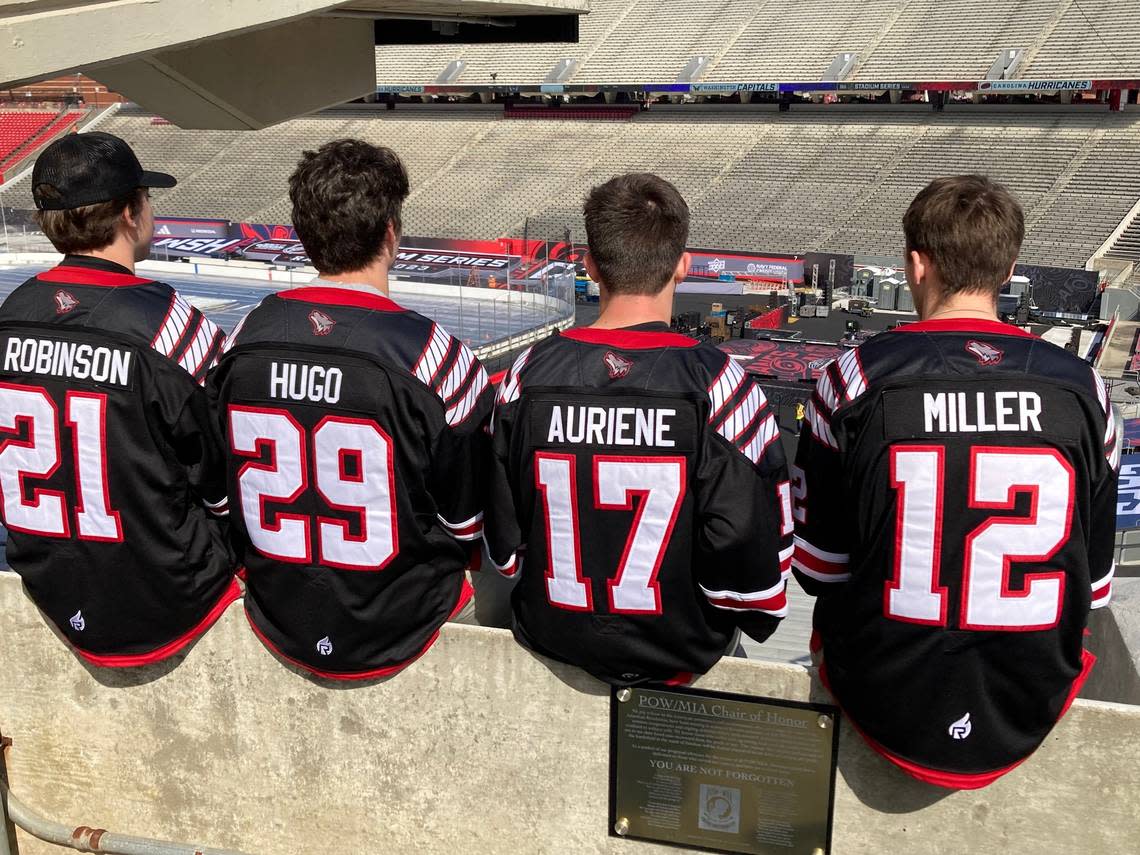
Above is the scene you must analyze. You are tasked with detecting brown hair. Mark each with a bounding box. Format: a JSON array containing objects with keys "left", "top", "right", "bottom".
[
  {"left": 584, "top": 173, "right": 689, "bottom": 296},
  {"left": 903, "top": 175, "right": 1024, "bottom": 297},
  {"left": 289, "top": 139, "right": 410, "bottom": 276},
  {"left": 34, "top": 189, "right": 146, "bottom": 254}
]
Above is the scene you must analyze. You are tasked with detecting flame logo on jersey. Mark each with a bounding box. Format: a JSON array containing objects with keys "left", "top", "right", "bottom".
[
  {"left": 69, "top": 610, "right": 86, "bottom": 632},
  {"left": 316, "top": 636, "right": 334, "bottom": 656},
  {"left": 604, "top": 351, "right": 633, "bottom": 379},
  {"left": 965, "top": 340, "right": 1003, "bottom": 366},
  {"left": 308, "top": 309, "right": 336, "bottom": 336},
  {"left": 54, "top": 290, "right": 79, "bottom": 315},
  {"left": 948, "top": 712, "right": 972, "bottom": 740}
]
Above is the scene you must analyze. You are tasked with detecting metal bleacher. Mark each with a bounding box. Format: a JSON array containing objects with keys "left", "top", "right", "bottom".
[
  {"left": 372, "top": 0, "right": 1140, "bottom": 87},
  {"left": 10, "top": 107, "right": 1131, "bottom": 272}
]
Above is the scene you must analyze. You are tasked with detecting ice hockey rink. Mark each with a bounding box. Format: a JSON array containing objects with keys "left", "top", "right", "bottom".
[{"left": 0, "top": 263, "right": 560, "bottom": 346}]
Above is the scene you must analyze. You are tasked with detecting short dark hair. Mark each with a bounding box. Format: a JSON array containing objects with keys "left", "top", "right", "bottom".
[
  {"left": 289, "top": 139, "right": 410, "bottom": 276},
  {"left": 903, "top": 175, "right": 1024, "bottom": 297},
  {"left": 583, "top": 173, "right": 689, "bottom": 296},
  {"left": 34, "top": 188, "right": 146, "bottom": 254}
]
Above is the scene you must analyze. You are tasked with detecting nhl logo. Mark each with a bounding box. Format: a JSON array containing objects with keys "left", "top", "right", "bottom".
[
  {"left": 54, "top": 290, "right": 79, "bottom": 315},
  {"left": 308, "top": 309, "right": 336, "bottom": 336},
  {"left": 965, "top": 340, "right": 1002, "bottom": 366},
  {"left": 603, "top": 351, "right": 633, "bottom": 379}
]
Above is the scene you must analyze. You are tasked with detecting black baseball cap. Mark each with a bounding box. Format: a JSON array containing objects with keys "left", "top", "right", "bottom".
[{"left": 32, "top": 131, "right": 176, "bottom": 211}]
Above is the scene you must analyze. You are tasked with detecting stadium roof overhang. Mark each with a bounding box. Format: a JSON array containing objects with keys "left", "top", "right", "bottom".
[{"left": 0, "top": 0, "right": 586, "bottom": 129}]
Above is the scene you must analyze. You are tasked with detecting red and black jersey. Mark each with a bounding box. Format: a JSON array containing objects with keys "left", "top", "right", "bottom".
[
  {"left": 208, "top": 284, "right": 492, "bottom": 679},
  {"left": 0, "top": 255, "right": 237, "bottom": 666},
  {"left": 483, "top": 323, "right": 793, "bottom": 685},
  {"left": 793, "top": 318, "right": 1119, "bottom": 789}
]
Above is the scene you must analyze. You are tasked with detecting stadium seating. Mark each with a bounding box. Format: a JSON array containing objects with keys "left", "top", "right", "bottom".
[
  {"left": 372, "top": 0, "right": 1140, "bottom": 86},
  {"left": 17, "top": 106, "right": 1138, "bottom": 271},
  {"left": 0, "top": 109, "right": 83, "bottom": 178}
]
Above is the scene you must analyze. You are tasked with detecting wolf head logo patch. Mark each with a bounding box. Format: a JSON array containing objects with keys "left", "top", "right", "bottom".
[
  {"left": 308, "top": 309, "right": 336, "bottom": 336},
  {"left": 965, "top": 340, "right": 1003, "bottom": 366},
  {"left": 603, "top": 351, "right": 633, "bottom": 379},
  {"left": 54, "top": 290, "right": 79, "bottom": 315}
]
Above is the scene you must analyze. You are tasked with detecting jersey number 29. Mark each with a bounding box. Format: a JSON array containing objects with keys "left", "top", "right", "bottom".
[{"left": 229, "top": 406, "right": 397, "bottom": 571}]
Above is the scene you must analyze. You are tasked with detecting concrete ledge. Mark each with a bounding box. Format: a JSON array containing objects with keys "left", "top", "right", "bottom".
[{"left": 0, "top": 573, "right": 1137, "bottom": 854}]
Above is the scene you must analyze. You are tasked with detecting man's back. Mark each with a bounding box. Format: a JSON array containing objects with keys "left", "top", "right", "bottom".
[
  {"left": 794, "top": 318, "right": 1117, "bottom": 787},
  {"left": 210, "top": 285, "right": 491, "bottom": 678},
  {"left": 484, "top": 323, "right": 792, "bottom": 685},
  {"left": 0, "top": 256, "right": 237, "bottom": 665}
]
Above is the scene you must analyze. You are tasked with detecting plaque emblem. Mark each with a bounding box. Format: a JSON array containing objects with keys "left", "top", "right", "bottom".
[{"left": 698, "top": 784, "right": 741, "bottom": 834}]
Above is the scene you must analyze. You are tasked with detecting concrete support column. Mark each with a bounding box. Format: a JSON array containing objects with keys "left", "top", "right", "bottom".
[{"left": 97, "top": 17, "right": 375, "bottom": 129}]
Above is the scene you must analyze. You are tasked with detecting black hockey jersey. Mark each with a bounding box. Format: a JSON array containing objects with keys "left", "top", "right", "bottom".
[
  {"left": 0, "top": 255, "right": 238, "bottom": 665},
  {"left": 793, "top": 318, "right": 1118, "bottom": 789},
  {"left": 483, "top": 323, "right": 793, "bottom": 685},
  {"left": 209, "top": 284, "right": 492, "bottom": 679}
]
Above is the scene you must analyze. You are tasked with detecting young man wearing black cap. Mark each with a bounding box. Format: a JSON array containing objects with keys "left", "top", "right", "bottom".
[{"left": 0, "top": 132, "right": 238, "bottom": 666}]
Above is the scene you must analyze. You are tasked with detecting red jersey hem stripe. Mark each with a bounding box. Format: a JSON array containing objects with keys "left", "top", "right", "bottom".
[
  {"left": 817, "top": 647, "right": 1095, "bottom": 789},
  {"left": 73, "top": 578, "right": 241, "bottom": 668},
  {"left": 244, "top": 578, "right": 474, "bottom": 681}
]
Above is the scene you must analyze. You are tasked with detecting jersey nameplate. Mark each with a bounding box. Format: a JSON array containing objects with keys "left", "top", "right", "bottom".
[
  {"left": 531, "top": 399, "right": 696, "bottom": 451},
  {"left": 883, "top": 387, "right": 1079, "bottom": 441},
  {"left": 2, "top": 334, "right": 133, "bottom": 388},
  {"left": 269, "top": 360, "right": 343, "bottom": 404}
]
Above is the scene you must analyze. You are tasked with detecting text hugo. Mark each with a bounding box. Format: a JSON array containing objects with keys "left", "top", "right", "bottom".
[{"left": 270, "top": 361, "right": 343, "bottom": 404}]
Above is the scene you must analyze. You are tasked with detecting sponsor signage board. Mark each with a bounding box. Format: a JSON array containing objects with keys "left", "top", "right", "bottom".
[
  {"left": 610, "top": 686, "right": 838, "bottom": 854},
  {"left": 1117, "top": 452, "right": 1140, "bottom": 531},
  {"left": 977, "top": 79, "right": 1092, "bottom": 92}
]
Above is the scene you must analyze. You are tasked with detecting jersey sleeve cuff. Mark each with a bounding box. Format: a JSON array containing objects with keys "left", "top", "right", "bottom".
[
  {"left": 792, "top": 536, "right": 851, "bottom": 582},
  {"left": 438, "top": 512, "right": 484, "bottom": 542},
  {"left": 1091, "top": 563, "right": 1115, "bottom": 610}
]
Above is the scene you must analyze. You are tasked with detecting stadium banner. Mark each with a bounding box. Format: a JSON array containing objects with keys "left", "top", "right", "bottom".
[
  {"left": 779, "top": 82, "right": 837, "bottom": 93},
  {"left": 153, "top": 217, "right": 230, "bottom": 239},
  {"left": 691, "top": 83, "right": 780, "bottom": 93},
  {"left": 977, "top": 80, "right": 1092, "bottom": 93},
  {"left": 1014, "top": 263, "right": 1100, "bottom": 316},
  {"left": 1117, "top": 452, "right": 1140, "bottom": 531},
  {"left": 688, "top": 250, "right": 804, "bottom": 285}
]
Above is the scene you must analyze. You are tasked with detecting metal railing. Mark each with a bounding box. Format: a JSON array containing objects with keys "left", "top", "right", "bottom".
[{"left": 1, "top": 778, "right": 250, "bottom": 855}]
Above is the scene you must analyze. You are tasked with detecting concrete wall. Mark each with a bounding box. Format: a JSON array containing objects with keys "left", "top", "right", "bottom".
[{"left": 0, "top": 573, "right": 1138, "bottom": 855}]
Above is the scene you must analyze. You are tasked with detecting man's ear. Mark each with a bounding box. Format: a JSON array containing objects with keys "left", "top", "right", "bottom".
[
  {"left": 383, "top": 221, "right": 399, "bottom": 261},
  {"left": 909, "top": 249, "right": 933, "bottom": 289},
  {"left": 674, "top": 251, "right": 692, "bottom": 284},
  {"left": 584, "top": 254, "right": 601, "bottom": 284}
]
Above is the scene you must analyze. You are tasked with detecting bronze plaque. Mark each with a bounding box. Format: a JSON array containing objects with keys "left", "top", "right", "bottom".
[{"left": 610, "top": 686, "right": 838, "bottom": 855}]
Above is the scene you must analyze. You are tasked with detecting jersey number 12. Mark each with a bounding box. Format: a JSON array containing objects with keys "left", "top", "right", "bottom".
[{"left": 887, "top": 445, "right": 1074, "bottom": 631}]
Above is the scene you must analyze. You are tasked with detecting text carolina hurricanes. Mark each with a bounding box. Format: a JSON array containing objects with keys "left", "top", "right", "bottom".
[
  {"left": 546, "top": 405, "right": 676, "bottom": 447},
  {"left": 3, "top": 336, "right": 131, "bottom": 386}
]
